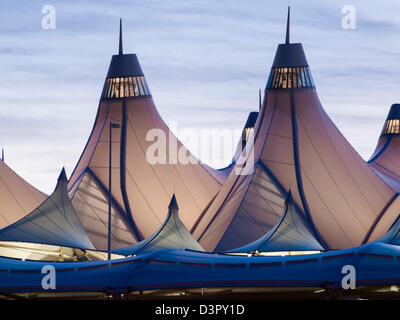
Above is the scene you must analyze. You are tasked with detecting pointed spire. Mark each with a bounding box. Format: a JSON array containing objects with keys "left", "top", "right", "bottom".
[
  {"left": 168, "top": 193, "right": 179, "bottom": 210},
  {"left": 58, "top": 167, "right": 68, "bottom": 182},
  {"left": 119, "top": 18, "right": 123, "bottom": 55},
  {"left": 285, "top": 6, "right": 290, "bottom": 44},
  {"left": 271, "top": 7, "right": 308, "bottom": 69},
  {"left": 1, "top": 148, "right": 3, "bottom": 162}
]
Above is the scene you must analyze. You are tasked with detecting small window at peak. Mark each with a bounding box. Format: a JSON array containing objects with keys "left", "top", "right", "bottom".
[
  {"left": 384, "top": 119, "right": 400, "bottom": 134},
  {"left": 103, "top": 76, "right": 151, "bottom": 99},
  {"left": 266, "top": 66, "right": 314, "bottom": 89}
]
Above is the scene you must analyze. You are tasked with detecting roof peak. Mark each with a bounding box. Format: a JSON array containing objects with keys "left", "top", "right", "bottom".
[
  {"left": 386, "top": 104, "right": 400, "bottom": 120},
  {"left": 113, "top": 192, "right": 204, "bottom": 256},
  {"left": 285, "top": 190, "right": 293, "bottom": 205},
  {"left": 227, "top": 187, "right": 324, "bottom": 253},
  {"left": 103, "top": 20, "right": 145, "bottom": 80},
  {"left": 269, "top": 9, "right": 309, "bottom": 69},
  {"left": 58, "top": 167, "right": 67, "bottom": 182},
  {"left": 168, "top": 194, "right": 179, "bottom": 210},
  {"left": 244, "top": 112, "right": 259, "bottom": 129}
]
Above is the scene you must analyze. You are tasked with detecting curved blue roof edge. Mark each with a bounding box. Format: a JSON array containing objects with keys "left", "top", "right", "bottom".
[{"left": 368, "top": 135, "right": 392, "bottom": 163}]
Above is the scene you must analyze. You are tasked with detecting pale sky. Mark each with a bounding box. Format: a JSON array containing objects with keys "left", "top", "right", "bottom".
[{"left": 0, "top": 0, "right": 399, "bottom": 194}]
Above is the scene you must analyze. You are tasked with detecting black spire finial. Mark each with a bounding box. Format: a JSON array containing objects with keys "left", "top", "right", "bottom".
[
  {"left": 119, "top": 18, "right": 123, "bottom": 55},
  {"left": 285, "top": 6, "right": 290, "bottom": 44}
]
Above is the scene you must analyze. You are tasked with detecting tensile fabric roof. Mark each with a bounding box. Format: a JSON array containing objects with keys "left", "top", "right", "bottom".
[
  {"left": 0, "top": 168, "right": 94, "bottom": 250},
  {"left": 228, "top": 191, "right": 323, "bottom": 253},
  {"left": 113, "top": 194, "right": 203, "bottom": 256}
]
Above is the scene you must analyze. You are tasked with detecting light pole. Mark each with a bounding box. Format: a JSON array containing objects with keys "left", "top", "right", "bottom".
[{"left": 108, "top": 121, "right": 121, "bottom": 260}]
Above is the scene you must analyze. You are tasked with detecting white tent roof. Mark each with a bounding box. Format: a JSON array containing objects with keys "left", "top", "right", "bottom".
[
  {"left": 113, "top": 194, "right": 203, "bottom": 255},
  {"left": 228, "top": 192, "right": 323, "bottom": 253},
  {"left": 192, "top": 11, "right": 400, "bottom": 252},
  {"left": 0, "top": 169, "right": 95, "bottom": 250},
  {"left": 67, "top": 22, "right": 222, "bottom": 250},
  {"left": 0, "top": 159, "right": 45, "bottom": 228}
]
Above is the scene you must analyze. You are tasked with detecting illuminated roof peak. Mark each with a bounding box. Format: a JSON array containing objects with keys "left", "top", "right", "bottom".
[
  {"left": 102, "top": 21, "right": 146, "bottom": 91},
  {"left": 382, "top": 104, "right": 400, "bottom": 135},
  {"left": 271, "top": 8, "right": 308, "bottom": 68}
]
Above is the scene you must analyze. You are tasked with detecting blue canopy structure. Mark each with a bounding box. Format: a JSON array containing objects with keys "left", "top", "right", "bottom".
[
  {"left": 0, "top": 168, "right": 95, "bottom": 250},
  {"left": 113, "top": 194, "right": 204, "bottom": 256},
  {"left": 227, "top": 191, "right": 324, "bottom": 253}
]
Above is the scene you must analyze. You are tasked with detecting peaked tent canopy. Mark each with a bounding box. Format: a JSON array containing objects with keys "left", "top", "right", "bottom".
[
  {"left": 368, "top": 104, "right": 400, "bottom": 191},
  {"left": 0, "top": 158, "right": 46, "bottom": 228},
  {"left": 217, "top": 111, "right": 259, "bottom": 178},
  {"left": 228, "top": 192, "right": 324, "bottom": 253},
  {"left": 68, "top": 20, "right": 222, "bottom": 250},
  {"left": 364, "top": 104, "right": 400, "bottom": 243},
  {"left": 113, "top": 194, "right": 204, "bottom": 256},
  {"left": 0, "top": 168, "right": 95, "bottom": 250},
  {"left": 192, "top": 8, "right": 400, "bottom": 252}
]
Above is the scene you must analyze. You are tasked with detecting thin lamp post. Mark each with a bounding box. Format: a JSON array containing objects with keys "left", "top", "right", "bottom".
[{"left": 108, "top": 121, "right": 121, "bottom": 260}]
